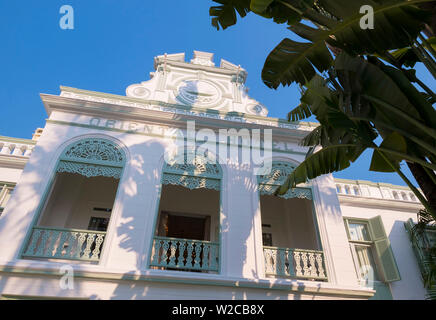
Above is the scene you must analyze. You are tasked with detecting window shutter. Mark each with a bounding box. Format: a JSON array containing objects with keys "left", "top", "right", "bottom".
[
  {"left": 368, "top": 216, "right": 386, "bottom": 240},
  {"left": 369, "top": 216, "right": 401, "bottom": 282}
]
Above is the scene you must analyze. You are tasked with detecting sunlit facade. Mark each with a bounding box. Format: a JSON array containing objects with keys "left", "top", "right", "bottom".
[{"left": 0, "top": 51, "right": 429, "bottom": 300}]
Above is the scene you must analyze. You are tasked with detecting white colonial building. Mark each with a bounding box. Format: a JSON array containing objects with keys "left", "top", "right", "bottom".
[{"left": 0, "top": 51, "right": 431, "bottom": 300}]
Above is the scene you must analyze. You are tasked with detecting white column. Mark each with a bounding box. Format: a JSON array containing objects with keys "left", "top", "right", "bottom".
[
  {"left": 221, "top": 164, "right": 262, "bottom": 278},
  {"left": 311, "top": 174, "right": 360, "bottom": 286}
]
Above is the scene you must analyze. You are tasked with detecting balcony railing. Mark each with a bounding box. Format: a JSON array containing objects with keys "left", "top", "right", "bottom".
[
  {"left": 263, "top": 246, "right": 327, "bottom": 281},
  {"left": 150, "top": 236, "right": 219, "bottom": 272},
  {"left": 22, "top": 226, "right": 106, "bottom": 262}
]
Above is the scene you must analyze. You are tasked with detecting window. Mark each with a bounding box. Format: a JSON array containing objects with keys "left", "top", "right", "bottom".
[
  {"left": 344, "top": 216, "right": 400, "bottom": 299},
  {"left": 401, "top": 192, "right": 408, "bottom": 201},
  {"left": 88, "top": 217, "right": 110, "bottom": 232},
  {"left": 393, "top": 191, "right": 399, "bottom": 200}
]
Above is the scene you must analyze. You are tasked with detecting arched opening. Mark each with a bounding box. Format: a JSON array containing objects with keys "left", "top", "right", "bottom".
[
  {"left": 258, "top": 161, "right": 327, "bottom": 281},
  {"left": 149, "top": 151, "right": 222, "bottom": 273},
  {"left": 21, "top": 138, "right": 126, "bottom": 262}
]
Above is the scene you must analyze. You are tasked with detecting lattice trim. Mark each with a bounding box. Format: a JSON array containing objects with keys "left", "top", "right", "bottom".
[
  {"left": 257, "top": 161, "right": 296, "bottom": 186},
  {"left": 162, "top": 173, "right": 220, "bottom": 191},
  {"left": 259, "top": 184, "right": 312, "bottom": 200},
  {"left": 163, "top": 151, "right": 222, "bottom": 179},
  {"left": 57, "top": 161, "right": 122, "bottom": 179}
]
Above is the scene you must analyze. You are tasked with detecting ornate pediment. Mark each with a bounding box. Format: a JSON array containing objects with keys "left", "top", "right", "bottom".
[{"left": 126, "top": 50, "right": 268, "bottom": 116}]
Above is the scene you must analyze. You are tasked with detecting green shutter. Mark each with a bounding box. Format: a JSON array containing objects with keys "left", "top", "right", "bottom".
[
  {"left": 368, "top": 216, "right": 386, "bottom": 240},
  {"left": 369, "top": 216, "right": 401, "bottom": 282}
]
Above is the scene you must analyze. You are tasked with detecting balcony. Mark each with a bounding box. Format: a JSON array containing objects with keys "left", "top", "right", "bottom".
[
  {"left": 263, "top": 246, "right": 327, "bottom": 281},
  {"left": 150, "top": 236, "right": 219, "bottom": 272},
  {"left": 22, "top": 226, "right": 106, "bottom": 262}
]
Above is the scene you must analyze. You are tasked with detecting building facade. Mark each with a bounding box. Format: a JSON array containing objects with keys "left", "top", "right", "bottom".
[{"left": 0, "top": 51, "right": 429, "bottom": 300}]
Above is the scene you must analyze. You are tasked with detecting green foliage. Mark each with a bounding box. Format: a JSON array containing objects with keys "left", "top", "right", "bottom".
[{"left": 208, "top": 0, "right": 436, "bottom": 216}]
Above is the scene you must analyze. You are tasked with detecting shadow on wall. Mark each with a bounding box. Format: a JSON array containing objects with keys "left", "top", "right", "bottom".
[{"left": 388, "top": 219, "right": 427, "bottom": 300}]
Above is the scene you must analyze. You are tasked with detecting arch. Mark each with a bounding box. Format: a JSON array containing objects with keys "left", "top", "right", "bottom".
[
  {"left": 161, "top": 149, "right": 222, "bottom": 190},
  {"left": 257, "top": 160, "right": 312, "bottom": 200},
  {"left": 56, "top": 138, "right": 126, "bottom": 179}
]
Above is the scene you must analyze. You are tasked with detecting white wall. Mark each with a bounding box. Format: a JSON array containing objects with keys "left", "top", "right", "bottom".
[{"left": 0, "top": 167, "right": 23, "bottom": 184}]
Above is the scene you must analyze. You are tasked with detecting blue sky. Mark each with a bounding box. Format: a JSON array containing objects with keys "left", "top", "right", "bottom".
[{"left": 0, "top": 1, "right": 434, "bottom": 186}]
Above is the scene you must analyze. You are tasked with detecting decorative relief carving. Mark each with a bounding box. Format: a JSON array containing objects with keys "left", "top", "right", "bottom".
[
  {"left": 61, "top": 138, "right": 125, "bottom": 165},
  {"left": 258, "top": 161, "right": 312, "bottom": 200},
  {"left": 246, "top": 102, "right": 268, "bottom": 117},
  {"left": 162, "top": 150, "right": 222, "bottom": 190},
  {"left": 61, "top": 91, "right": 315, "bottom": 131},
  {"left": 56, "top": 138, "right": 125, "bottom": 179},
  {"left": 175, "top": 80, "right": 221, "bottom": 107}
]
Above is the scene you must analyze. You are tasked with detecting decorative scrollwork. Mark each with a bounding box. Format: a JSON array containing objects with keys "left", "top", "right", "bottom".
[
  {"left": 57, "top": 161, "right": 122, "bottom": 179},
  {"left": 162, "top": 150, "right": 222, "bottom": 190},
  {"left": 257, "top": 161, "right": 296, "bottom": 186},
  {"left": 61, "top": 138, "right": 125, "bottom": 166},
  {"left": 258, "top": 161, "right": 312, "bottom": 200},
  {"left": 162, "top": 173, "right": 220, "bottom": 190},
  {"left": 56, "top": 138, "right": 125, "bottom": 179}
]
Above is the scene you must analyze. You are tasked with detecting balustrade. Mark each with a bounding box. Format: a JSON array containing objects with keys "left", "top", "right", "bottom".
[
  {"left": 150, "top": 236, "right": 219, "bottom": 272},
  {"left": 263, "top": 246, "right": 327, "bottom": 281},
  {"left": 22, "top": 226, "right": 106, "bottom": 262}
]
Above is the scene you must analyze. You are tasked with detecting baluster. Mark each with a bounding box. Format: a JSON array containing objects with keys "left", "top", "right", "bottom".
[
  {"left": 193, "top": 242, "right": 202, "bottom": 269},
  {"left": 278, "top": 249, "right": 286, "bottom": 276},
  {"left": 301, "top": 252, "right": 310, "bottom": 276},
  {"left": 308, "top": 253, "right": 317, "bottom": 277},
  {"left": 24, "top": 145, "right": 33, "bottom": 157},
  {"left": 24, "top": 229, "right": 41, "bottom": 256},
  {"left": 287, "top": 249, "right": 295, "bottom": 277},
  {"left": 263, "top": 249, "right": 271, "bottom": 274},
  {"left": 151, "top": 238, "right": 161, "bottom": 265},
  {"left": 209, "top": 244, "right": 218, "bottom": 271},
  {"left": 35, "top": 229, "right": 50, "bottom": 257},
  {"left": 271, "top": 249, "right": 278, "bottom": 275},
  {"left": 186, "top": 242, "right": 194, "bottom": 268},
  {"left": 177, "top": 241, "right": 187, "bottom": 268},
  {"left": 202, "top": 244, "right": 210, "bottom": 270},
  {"left": 12, "top": 144, "right": 24, "bottom": 156},
  {"left": 316, "top": 253, "right": 326, "bottom": 278},
  {"left": 47, "top": 230, "right": 60, "bottom": 257},
  {"left": 91, "top": 234, "right": 105, "bottom": 260},
  {"left": 160, "top": 240, "right": 170, "bottom": 266},
  {"left": 0, "top": 143, "right": 11, "bottom": 155},
  {"left": 82, "top": 233, "right": 96, "bottom": 259},
  {"left": 66, "top": 232, "right": 78, "bottom": 258},
  {"left": 53, "top": 231, "right": 68, "bottom": 258},
  {"left": 75, "top": 233, "right": 87, "bottom": 258},
  {"left": 294, "top": 251, "right": 303, "bottom": 276},
  {"left": 168, "top": 240, "right": 177, "bottom": 267}
]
